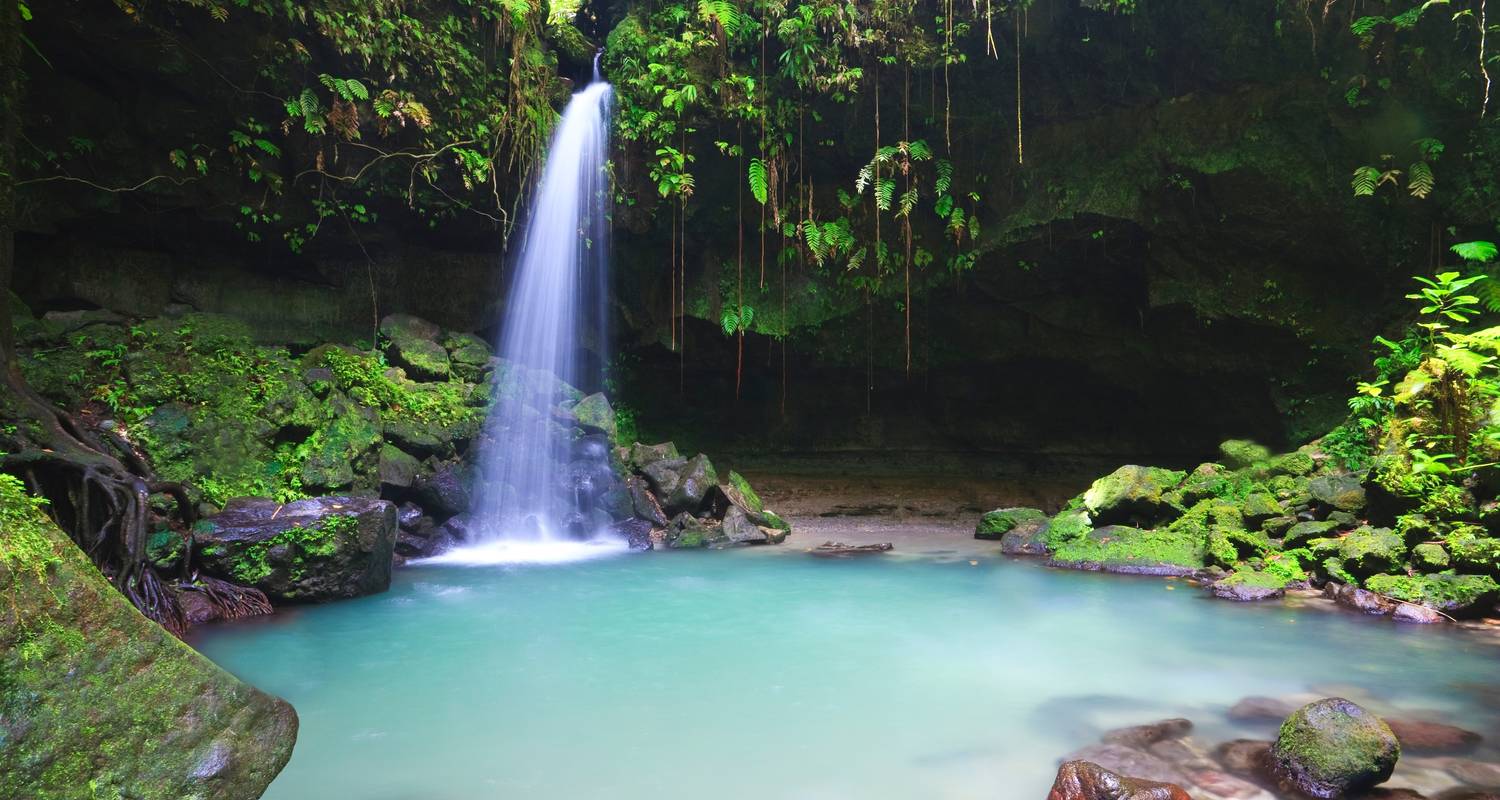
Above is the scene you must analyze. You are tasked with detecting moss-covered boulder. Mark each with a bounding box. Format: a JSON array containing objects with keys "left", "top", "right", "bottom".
[
  {"left": 1082, "top": 465, "right": 1185, "bottom": 526},
  {"left": 1220, "top": 439, "right": 1271, "bottom": 469},
  {"left": 724, "top": 470, "right": 765, "bottom": 514},
  {"left": 1050, "top": 525, "right": 1205, "bottom": 576},
  {"left": 0, "top": 477, "right": 297, "bottom": 798},
  {"left": 1364, "top": 574, "right": 1500, "bottom": 616},
  {"left": 1411, "top": 542, "right": 1450, "bottom": 572},
  {"left": 1338, "top": 527, "right": 1407, "bottom": 578},
  {"left": 442, "top": 331, "right": 492, "bottom": 379},
  {"left": 195, "top": 496, "right": 397, "bottom": 602},
  {"left": 1211, "top": 568, "right": 1291, "bottom": 602},
  {"left": 976, "top": 507, "right": 1047, "bottom": 540},
  {"left": 626, "top": 440, "right": 680, "bottom": 470},
  {"left": 380, "top": 313, "right": 450, "bottom": 380},
  {"left": 665, "top": 453, "right": 717, "bottom": 514},
  {"left": 570, "top": 392, "right": 617, "bottom": 441},
  {"left": 1284, "top": 520, "right": 1341, "bottom": 548},
  {"left": 1447, "top": 527, "right": 1500, "bottom": 575},
  {"left": 1309, "top": 474, "right": 1367, "bottom": 513},
  {"left": 1241, "top": 493, "right": 1284, "bottom": 527},
  {"left": 1046, "top": 508, "right": 1094, "bottom": 550},
  {"left": 1000, "top": 519, "right": 1053, "bottom": 556},
  {"left": 1270, "top": 698, "right": 1399, "bottom": 798}
]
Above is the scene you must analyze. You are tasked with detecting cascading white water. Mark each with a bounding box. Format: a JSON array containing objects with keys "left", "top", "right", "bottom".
[{"left": 473, "top": 60, "right": 614, "bottom": 548}]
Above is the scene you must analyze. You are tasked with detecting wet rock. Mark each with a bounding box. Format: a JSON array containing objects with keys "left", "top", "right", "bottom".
[
  {"left": 1213, "top": 739, "right": 1273, "bottom": 778},
  {"left": 722, "top": 505, "right": 769, "bottom": 544},
  {"left": 666, "top": 513, "right": 714, "bottom": 549},
  {"left": 437, "top": 512, "right": 478, "bottom": 543},
  {"left": 1083, "top": 465, "right": 1186, "bottom": 526},
  {"left": 626, "top": 440, "right": 680, "bottom": 470},
  {"left": 1186, "top": 769, "right": 1275, "bottom": 800},
  {"left": 642, "top": 459, "right": 684, "bottom": 497},
  {"left": 384, "top": 418, "right": 448, "bottom": 456},
  {"left": 1433, "top": 790, "right": 1500, "bottom": 800},
  {"left": 1442, "top": 758, "right": 1500, "bottom": 788},
  {"left": 378, "top": 444, "right": 420, "bottom": 489},
  {"left": 1001, "top": 519, "right": 1053, "bottom": 555},
  {"left": 1392, "top": 603, "right": 1447, "bottom": 624},
  {"left": 629, "top": 477, "right": 669, "bottom": 526},
  {"left": 1047, "top": 760, "right": 1192, "bottom": 800},
  {"left": 397, "top": 501, "right": 425, "bottom": 530},
  {"left": 1066, "top": 744, "right": 1190, "bottom": 786},
  {"left": 1383, "top": 720, "right": 1481, "bottom": 754},
  {"left": 1309, "top": 474, "right": 1367, "bottom": 512},
  {"left": 1149, "top": 739, "right": 1216, "bottom": 772},
  {"left": 442, "top": 331, "right": 492, "bottom": 378},
  {"left": 613, "top": 518, "right": 654, "bottom": 550},
  {"left": 1270, "top": 698, "right": 1400, "bottom": 798},
  {"left": 195, "top": 496, "right": 398, "bottom": 603},
  {"left": 665, "top": 454, "right": 717, "bottom": 514},
  {"left": 976, "top": 506, "right": 1047, "bottom": 540},
  {"left": 571, "top": 392, "right": 616, "bottom": 440},
  {"left": 416, "top": 463, "right": 473, "bottom": 518},
  {"left": 1228, "top": 698, "right": 1300, "bottom": 723},
  {"left": 1326, "top": 582, "right": 1398, "bottom": 616},
  {"left": 1102, "top": 719, "right": 1194, "bottom": 749}
]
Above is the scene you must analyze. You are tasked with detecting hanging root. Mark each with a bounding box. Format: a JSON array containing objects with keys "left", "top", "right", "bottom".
[{"left": 182, "top": 574, "right": 274, "bottom": 622}]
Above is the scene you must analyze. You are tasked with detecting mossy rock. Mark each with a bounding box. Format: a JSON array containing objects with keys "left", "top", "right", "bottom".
[
  {"left": 1082, "top": 465, "right": 1186, "bottom": 526},
  {"left": 1364, "top": 573, "right": 1499, "bottom": 615},
  {"left": 0, "top": 476, "right": 298, "bottom": 798},
  {"left": 1338, "top": 527, "right": 1406, "bottom": 578},
  {"left": 1270, "top": 698, "right": 1399, "bottom": 798},
  {"left": 1411, "top": 542, "right": 1450, "bottom": 572},
  {"left": 300, "top": 395, "right": 382, "bottom": 491},
  {"left": 1241, "top": 492, "right": 1284, "bottom": 527},
  {"left": 976, "top": 507, "right": 1047, "bottom": 540},
  {"left": 1446, "top": 527, "right": 1500, "bottom": 575},
  {"left": 1050, "top": 525, "right": 1205, "bottom": 576},
  {"left": 726, "top": 470, "right": 765, "bottom": 514},
  {"left": 1176, "top": 463, "right": 1230, "bottom": 506},
  {"left": 1212, "top": 568, "right": 1291, "bottom": 601},
  {"left": 1220, "top": 439, "right": 1272, "bottom": 469},
  {"left": 1309, "top": 474, "right": 1367, "bottom": 513},
  {"left": 380, "top": 314, "right": 450, "bottom": 380},
  {"left": 1285, "top": 520, "right": 1340, "bottom": 548},
  {"left": 626, "top": 440, "right": 680, "bottom": 470},
  {"left": 571, "top": 392, "right": 617, "bottom": 441},
  {"left": 1045, "top": 508, "right": 1093, "bottom": 549},
  {"left": 1262, "top": 515, "right": 1297, "bottom": 538},
  {"left": 194, "top": 496, "right": 398, "bottom": 602},
  {"left": 442, "top": 332, "right": 493, "bottom": 378},
  {"left": 1268, "top": 451, "right": 1317, "bottom": 477}
]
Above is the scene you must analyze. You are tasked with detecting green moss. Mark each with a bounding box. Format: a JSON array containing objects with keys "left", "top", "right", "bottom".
[
  {"left": 976, "top": 507, "right": 1046, "bottom": 539},
  {"left": 1412, "top": 542, "right": 1450, "bottom": 571},
  {"left": 728, "top": 470, "right": 765, "bottom": 514},
  {"left": 1051, "top": 525, "right": 1206, "bottom": 572},
  {"left": 1273, "top": 701, "right": 1398, "bottom": 792},
  {"left": 226, "top": 514, "right": 359, "bottom": 585},
  {"left": 1365, "top": 573, "right": 1499, "bottom": 611},
  {"left": 1219, "top": 439, "right": 1271, "bottom": 469},
  {"left": 1219, "top": 567, "right": 1293, "bottom": 591},
  {"left": 1045, "top": 508, "right": 1093, "bottom": 549}
]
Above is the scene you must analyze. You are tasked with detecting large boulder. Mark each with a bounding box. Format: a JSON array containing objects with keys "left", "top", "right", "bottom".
[
  {"left": 1338, "top": 526, "right": 1406, "bottom": 578},
  {"left": 380, "top": 313, "right": 450, "bottom": 380},
  {"left": 1364, "top": 573, "right": 1499, "bottom": 616},
  {"left": 665, "top": 454, "right": 718, "bottom": 514},
  {"left": 1050, "top": 525, "right": 1205, "bottom": 576},
  {"left": 195, "top": 496, "right": 398, "bottom": 602},
  {"left": 570, "top": 393, "right": 617, "bottom": 441},
  {"left": 0, "top": 477, "right": 297, "bottom": 798},
  {"left": 975, "top": 506, "right": 1047, "bottom": 540},
  {"left": 415, "top": 463, "right": 474, "bottom": 518},
  {"left": 1046, "top": 761, "right": 1192, "bottom": 800},
  {"left": 1270, "top": 698, "right": 1400, "bottom": 798},
  {"left": 1309, "top": 474, "right": 1367, "bottom": 512},
  {"left": 1082, "top": 465, "right": 1185, "bottom": 526}
]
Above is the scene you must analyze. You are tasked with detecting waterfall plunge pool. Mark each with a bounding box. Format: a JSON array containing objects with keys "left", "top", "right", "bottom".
[{"left": 195, "top": 539, "right": 1500, "bottom": 799}]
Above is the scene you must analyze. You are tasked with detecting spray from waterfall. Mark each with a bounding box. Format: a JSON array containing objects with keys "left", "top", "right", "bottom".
[{"left": 472, "top": 58, "right": 614, "bottom": 547}]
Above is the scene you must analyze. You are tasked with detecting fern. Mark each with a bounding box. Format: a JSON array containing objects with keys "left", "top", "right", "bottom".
[
  {"left": 875, "top": 178, "right": 896, "bottom": 211},
  {"left": 1409, "top": 160, "right": 1435, "bottom": 199},
  {"left": 1351, "top": 15, "right": 1388, "bottom": 37},
  {"left": 897, "top": 187, "right": 918, "bottom": 218},
  {"left": 855, "top": 163, "right": 874, "bottom": 194},
  {"left": 934, "top": 159, "right": 953, "bottom": 195},
  {"left": 906, "top": 139, "right": 933, "bottom": 161},
  {"left": 1351, "top": 165, "right": 1380, "bottom": 196},
  {"left": 748, "top": 158, "right": 768, "bottom": 205},
  {"left": 934, "top": 194, "right": 955, "bottom": 219},
  {"left": 698, "top": 0, "right": 742, "bottom": 37},
  {"left": 1452, "top": 240, "right": 1499, "bottom": 262}
]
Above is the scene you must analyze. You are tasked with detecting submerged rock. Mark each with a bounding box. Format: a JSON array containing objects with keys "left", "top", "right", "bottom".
[
  {"left": 1101, "top": 719, "right": 1194, "bottom": 749},
  {"left": 1383, "top": 719, "right": 1482, "bottom": 754},
  {"left": 0, "top": 478, "right": 298, "bottom": 798},
  {"left": 1270, "top": 698, "right": 1400, "bottom": 798},
  {"left": 1048, "top": 759, "right": 1192, "bottom": 800},
  {"left": 195, "top": 496, "right": 398, "bottom": 602}
]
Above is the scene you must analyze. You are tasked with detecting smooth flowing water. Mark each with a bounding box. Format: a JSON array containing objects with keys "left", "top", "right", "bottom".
[
  {"left": 477, "top": 66, "right": 613, "bottom": 542},
  {"left": 197, "top": 546, "right": 1500, "bottom": 799}
]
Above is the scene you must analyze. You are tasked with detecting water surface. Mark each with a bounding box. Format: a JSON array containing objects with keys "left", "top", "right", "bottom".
[{"left": 196, "top": 546, "right": 1500, "bottom": 799}]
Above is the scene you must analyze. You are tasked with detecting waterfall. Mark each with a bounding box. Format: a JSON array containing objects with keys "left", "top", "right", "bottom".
[{"left": 474, "top": 62, "right": 614, "bottom": 546}]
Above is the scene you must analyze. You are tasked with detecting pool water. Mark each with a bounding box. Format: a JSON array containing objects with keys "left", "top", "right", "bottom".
[{"left": 195, "top": 545, "right": 1500, "bottom": 799}]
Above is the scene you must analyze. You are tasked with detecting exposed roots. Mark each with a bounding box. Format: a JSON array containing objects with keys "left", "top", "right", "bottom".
[{"left": 181, "top": 574, "right": 274, "bottom": 621}]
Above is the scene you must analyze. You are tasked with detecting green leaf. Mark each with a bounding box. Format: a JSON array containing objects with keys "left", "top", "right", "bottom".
[
  {"left": 748, "top": 158, "right": 768, "bottom": 205},
  {"left": 1452, "top": 241, "right": 1498, "bottom": 263}
]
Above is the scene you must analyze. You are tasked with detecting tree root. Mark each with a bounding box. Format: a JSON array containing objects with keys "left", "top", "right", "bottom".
[{"left": 182, "top": 574, "right": 274, "bottom": 621}]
